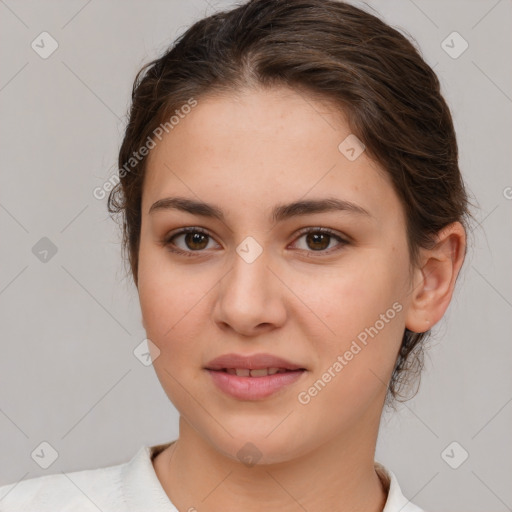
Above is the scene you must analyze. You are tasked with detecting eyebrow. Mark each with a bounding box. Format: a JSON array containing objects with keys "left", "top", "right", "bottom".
[{"left": 148, "top": 196, "right": 372, "bottom": 222}]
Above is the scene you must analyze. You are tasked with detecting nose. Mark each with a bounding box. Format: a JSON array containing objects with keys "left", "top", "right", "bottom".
[{"left": 212, "top": 246, "right": 287, "bottom": 337}]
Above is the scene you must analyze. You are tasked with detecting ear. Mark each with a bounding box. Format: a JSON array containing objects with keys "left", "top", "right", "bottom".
[{"left": 405, "top": 221, "right": 466, "bottom": 333}]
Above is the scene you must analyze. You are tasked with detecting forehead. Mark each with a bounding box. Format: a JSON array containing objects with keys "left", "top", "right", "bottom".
[{"left": 142, "top": 86, "right": 400, "bottom": 223}]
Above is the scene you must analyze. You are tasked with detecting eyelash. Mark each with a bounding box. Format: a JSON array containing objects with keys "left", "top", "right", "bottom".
[{"left": 162, "top": 226, "right": 349, "bottom": 258}]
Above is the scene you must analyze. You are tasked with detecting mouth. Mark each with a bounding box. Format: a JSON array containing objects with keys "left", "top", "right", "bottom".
[
  {"left": 205, "top": 352, "right": 306, "bottom": 373},
  {"left": 204, "top": 353, "right": 307, "bottom": 400},
  {"left": 210, "top": 367, "right": 305, "bottom": 377}
]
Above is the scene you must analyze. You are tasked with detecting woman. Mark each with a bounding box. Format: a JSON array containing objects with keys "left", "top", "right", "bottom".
[{"left": 0, "top": 0, "right": 472, "bottom": 510}]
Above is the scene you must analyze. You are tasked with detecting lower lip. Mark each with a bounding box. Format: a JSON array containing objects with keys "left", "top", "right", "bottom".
[{"left": 205, "top": 369, "right": 306, "bottom": 400}]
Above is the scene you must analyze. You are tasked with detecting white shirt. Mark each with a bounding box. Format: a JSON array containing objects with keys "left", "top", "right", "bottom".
[{"left": 0, "top": 442, "right": 425, "bottom": 511}]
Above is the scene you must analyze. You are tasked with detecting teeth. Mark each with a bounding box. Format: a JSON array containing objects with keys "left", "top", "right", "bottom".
[
  {"left": 250, "top": 368, "right": 271, "bottom": 377},
  {"left": 228, "top": 367, "right": 288, "bottom": 377}
]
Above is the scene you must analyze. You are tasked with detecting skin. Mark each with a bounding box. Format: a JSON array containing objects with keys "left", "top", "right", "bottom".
[{"left": 137, "top": 86, "right": 466, "bottom": 512}]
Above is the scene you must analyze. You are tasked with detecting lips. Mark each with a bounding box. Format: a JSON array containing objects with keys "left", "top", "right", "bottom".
[
  {"left": 205, "top": 353, "right": 306, "bottom": 373},
  {"left": 224, "top": 368, "right": 289, "bottom": 377},
  {"left": 204, "top": 353, "right": 307, "bottom": 399}
]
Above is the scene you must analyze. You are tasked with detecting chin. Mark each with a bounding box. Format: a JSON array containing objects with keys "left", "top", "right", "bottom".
[{"left": 199, "top": 427, "right": 312, "bottom": 467}]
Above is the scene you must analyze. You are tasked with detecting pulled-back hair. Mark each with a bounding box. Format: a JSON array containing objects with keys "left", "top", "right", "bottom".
[{"left": 108, "top": 0, "right": 474, "bottom": 403}]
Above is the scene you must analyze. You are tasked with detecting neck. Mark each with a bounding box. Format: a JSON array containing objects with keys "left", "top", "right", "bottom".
[{"left": 154, "top": 412, "right": 388, "bottom": 512}]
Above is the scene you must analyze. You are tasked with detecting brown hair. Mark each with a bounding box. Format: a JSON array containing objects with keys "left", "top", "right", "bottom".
[{"left": 108, "top": 0, "right": 474, "bottom": 403}]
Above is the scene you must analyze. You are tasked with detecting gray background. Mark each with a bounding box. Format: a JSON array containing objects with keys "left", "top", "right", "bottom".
[{"left": 0, "top": 1, "right": 510, "bottom": 510}]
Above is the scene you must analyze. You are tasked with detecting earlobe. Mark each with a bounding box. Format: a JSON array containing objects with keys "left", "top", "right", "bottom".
[{"left": 405, "top": 222, "right": 466, "bottom": 333}]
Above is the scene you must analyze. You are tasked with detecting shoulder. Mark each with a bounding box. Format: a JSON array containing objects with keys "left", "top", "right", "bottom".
[{"left": 0, "top": 455, "right": 129, "bottom": 512}]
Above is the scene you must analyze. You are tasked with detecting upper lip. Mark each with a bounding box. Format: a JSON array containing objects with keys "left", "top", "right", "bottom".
[{"left": 205, "top": 353, "right": 306, "bottom": 371}]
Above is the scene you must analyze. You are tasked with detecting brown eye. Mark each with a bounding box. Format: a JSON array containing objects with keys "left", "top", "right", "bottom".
[
  {"left": 305, "top": 232, "right": 331, "bottom": 251},
  {"left": 182, "top": 232, "right": 209, "bottom": 250},
  {"left": 163, "top": 227, "right": 219, "bottom": 256},
  {"left": 292, "top": 228, "right": 348, "bottom": 256}
]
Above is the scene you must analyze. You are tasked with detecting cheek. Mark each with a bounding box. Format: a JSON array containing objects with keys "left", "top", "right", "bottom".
[
  {"left": 137, "top": 258, "right": 207, "bottom": 406},
  {"left": 138, "top": 243, "right": 196, "bottom": 332},
  {"left": 297, "top": 297, "right": 404, "bottom": 433},
  {"left": 137, "top": 246, "right": 217, "bottom": 374},
  {"left": 138, "top": 253, "right": 185, "bottom": 358},
  {"left": 305, "top": 254, "right": 406, "bottom": 395},
  {"left": 315, "top": 256, "right": 404, "bottom": 339}
]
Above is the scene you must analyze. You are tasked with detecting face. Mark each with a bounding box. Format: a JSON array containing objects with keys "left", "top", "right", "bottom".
[{"left": 137, "top": 86, "right": 414, "bottom": 464}]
